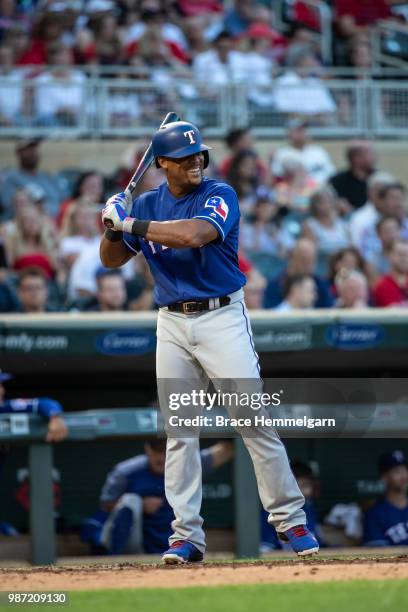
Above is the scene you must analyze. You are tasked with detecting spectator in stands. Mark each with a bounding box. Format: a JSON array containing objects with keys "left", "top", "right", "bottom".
[
  {"left": 192, "top": 30, "right": 246, "bottom": 87},
  {"left": 274, "top": 155, "right": 317, "bottom": 215},
  {"left": 261, "top": 460, "right": 324, "bottom": 552},
  {"left": 226, "top": 149, "right": 263, "bottom": 214},
  {"left": 67, "top": 236, "right": 135, "bottom": 302},
  {"left": 59, "top": 204, "right": 101, "bottom": 285},
  {"left": 271, "top": 119, "right": 335, "bottom": 185},
  {"left": 218, "top": 128, "right": 268, "bottom": 181},
  {"left": 16, "top": 267, "right": 51, "bottom": 314},
  {"left": 34, "top": 42, "right": 86, "bottom": 127},
  {"left": 81, "top": 440, "right": 233, "bottom": 555},
  {"left": 239, "top": 6, "right": 287, "bottom": 65},
  {"left": 0, "top": 276, "right": 19, "bottom": 313},
  {"left": 373, "top": 239, "right": 408, "bottom": 307},
  {"left": 369, "top": 216, "right": 403, "bottom": 276},
  {"left": 264, "top": 238, "right": 333, "bottom": 309},
  {"left": 0, "top": 0, "right": 20, "bottom": 42},
  {"left": 273, "top": 46, "right": 336, "bottom": 118},
  {"left": 363, "top": 450, "right": 408, "bottom": 546},
  {"left": 335, "top": 0, "right": 391, "bottom": 41},
  {"left": 328, "top": 246, "right": 368, "bottom": 297},
  {"left": 1, "top": 139, "right": 68, "bottom": 218},
  {"left": 57, "top": 170, "right": 104, "bottom": 228},
  {"left": 4, "top": 203, "right": 58, "bottom": 277},
  {"left": 89, "top": 12, "right": 124, "bottom": 65},
  {"left": 16, "top": 11, "right": 69, "bottom": 67},
  {"left": 181, "top": 15, "right": 209, "bottom": 61},
  {"left": 223, "top": 0, "right": 255, "bottom": 36},
  {"left": 302, "top": 187, "right": 350, "bottom": 257},
  {"left": 5, "top": 24, "right": 35, "bottom": 66},
  {"left": 240, "top": 192, "right": 283, "bottom": 257},
  {"left": 234, "top": 22, "right": 277, "bottom": 108},
  {"left": 239, "top": 252, "right": 267, "bottom": 310},
  {"left": 334, "top": 270, "right": 370, "bottom": 308},
  {"left": 175, "top": 0, "right": 224, "bottom": 19},
  {"left": 349, "top": 172, "right": 395, "bottom": 248},
  {"left": 329, "top": 141, "right": 377, "bottom": 212},
  {"left": 0, "top": 186, "right": 31, "bottom": 227},
  {"left": 0, "top": 43, "right": 25, "bottom": 127},
  {"left": 85, "top": 271, "right": 128, "bottom": 312},
  {"left": 275, "top": 273, "right": 317, "bottom": 311},
  {"left": 0, "top": 370, "right": 68, "bottom": 442},
  {"left": 356, "top": 181, "right": 407, "bottom": 257},
  {"left": 349, "top": 40, "right": 374, "bottom": 73},
  {"left": 125, "top": 1, "right": 188, "bottom": 62}
]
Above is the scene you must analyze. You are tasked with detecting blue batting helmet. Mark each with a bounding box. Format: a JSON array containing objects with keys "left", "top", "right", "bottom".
[{"left": 152, "top": 121, "right": 211, "bottom": 168}]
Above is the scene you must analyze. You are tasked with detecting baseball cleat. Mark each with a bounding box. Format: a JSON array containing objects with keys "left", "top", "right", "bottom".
[
  {"left": 279, "top": 525, "right": 319, "bottom": 557},
  {"left": 162, "top": 540, "right": 204, "bottom": 564}
]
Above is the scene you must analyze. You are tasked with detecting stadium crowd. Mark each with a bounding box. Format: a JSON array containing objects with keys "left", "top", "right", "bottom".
[
  {"left": 1, "top": 126, "right": 408, "bottom": 312},
  {"left": 0, "top": 0, "right": 407, "bottom": 127}
]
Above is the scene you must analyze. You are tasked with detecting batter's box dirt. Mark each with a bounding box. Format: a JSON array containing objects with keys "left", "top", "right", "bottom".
[{"left": 1, "top": 557, "right": 408, "bottom": 590}]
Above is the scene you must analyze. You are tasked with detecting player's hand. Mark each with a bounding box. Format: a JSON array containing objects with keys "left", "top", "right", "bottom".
[
  {"left": 142, "top": 496, "right": 164, "bottom": 515},
  {"left": 46, "top": 415, "right": 68, "bottom": 443},
  {"left": 102, "top": 190, "right": 133, "bottom": 231}
]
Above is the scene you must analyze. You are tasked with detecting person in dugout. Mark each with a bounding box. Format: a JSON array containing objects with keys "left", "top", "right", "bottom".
[
  {"left": 81, "top": 440, "right": 234, "bottom": 555},
  {"left": 0, "top": 369, "right": 68, "bottom": 535}
]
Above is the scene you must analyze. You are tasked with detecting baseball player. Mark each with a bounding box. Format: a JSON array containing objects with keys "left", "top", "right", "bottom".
[
  {"left": 0, "top": 370, "right": 68, "bottom": 442},
  {"left": 100, "top": 120, "right": 319, "bottom": 563}
]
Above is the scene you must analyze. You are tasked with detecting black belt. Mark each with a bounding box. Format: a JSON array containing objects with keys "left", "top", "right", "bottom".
[{"left": 167, "top": 295, "right": 231, "bottom": 315}]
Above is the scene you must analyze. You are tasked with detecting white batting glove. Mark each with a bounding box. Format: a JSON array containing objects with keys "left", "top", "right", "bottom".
[{"left": 102, "top": 190, "right": 134, "bottom": 232}]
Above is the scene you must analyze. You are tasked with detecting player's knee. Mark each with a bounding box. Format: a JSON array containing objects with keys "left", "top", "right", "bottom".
[{"left": 115, "top": 493, "right": 143, "bottom": 515}]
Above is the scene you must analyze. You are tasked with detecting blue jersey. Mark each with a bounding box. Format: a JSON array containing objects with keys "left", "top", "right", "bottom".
[
  {"left": 123, "top": 177, "right": 246, "bottom": 307},
  {"left": 0, "top": 398, "right": 63, "bottom": 419},
  {"left": 363, "top": 499, "right": 408, "bottom": 546}
]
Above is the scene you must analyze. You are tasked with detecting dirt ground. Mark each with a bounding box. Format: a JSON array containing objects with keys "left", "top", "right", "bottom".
[{"left": 1, "top": 557, "right": 408, "bottom": 591}]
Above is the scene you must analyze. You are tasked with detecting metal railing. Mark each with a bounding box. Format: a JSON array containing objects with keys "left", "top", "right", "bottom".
[{"left": 1, "top": 75, "right": 408, "bottom": 138}]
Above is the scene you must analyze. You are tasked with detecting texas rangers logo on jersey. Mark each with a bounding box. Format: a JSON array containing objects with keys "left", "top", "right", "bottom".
[{"left": 204, "top": 196, "right": 229, "bottom": 221}]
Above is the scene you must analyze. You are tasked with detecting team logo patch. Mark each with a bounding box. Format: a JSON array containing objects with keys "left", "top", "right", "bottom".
[{"left": 205, "top": 196, "right": 229, "bottom": 221}]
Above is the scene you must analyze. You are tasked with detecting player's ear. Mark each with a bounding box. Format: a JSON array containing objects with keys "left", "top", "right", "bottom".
[{"left": 157, "top": 157, "right": 167, "bottom": 170}]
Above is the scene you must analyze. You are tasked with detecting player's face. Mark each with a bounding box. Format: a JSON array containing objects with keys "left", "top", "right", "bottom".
[
  {"left": 384, "top": 465, "right": 408, "bottom": 491},
  {"left": 159, "top": 152, "right": 204, "bottom": 194},
  {"left": 146, "top": 447, "right": 166, "bottom": 475},
  {"left": 0, "top": 383, "right": 4, "bottom": 403}
]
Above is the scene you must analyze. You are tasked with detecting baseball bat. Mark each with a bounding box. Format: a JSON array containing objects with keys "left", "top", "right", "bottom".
[{"left": 103, "top": 111, "right": 180, "bottom": 229}]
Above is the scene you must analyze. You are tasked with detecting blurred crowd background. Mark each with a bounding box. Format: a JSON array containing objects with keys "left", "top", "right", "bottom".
[
  {"left": 1, "top": 0, "right": 408, "bottom": 131},
  {"left": 1, "top": 0, "right": 408, "bottom": 314},
  {"left": 1, "top": 129, "right": 408, "bottom": 314}
]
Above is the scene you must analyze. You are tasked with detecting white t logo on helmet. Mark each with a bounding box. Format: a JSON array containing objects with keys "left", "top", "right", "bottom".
[{"left": 184, "top": 130, "right": 196, "bottom": 145}]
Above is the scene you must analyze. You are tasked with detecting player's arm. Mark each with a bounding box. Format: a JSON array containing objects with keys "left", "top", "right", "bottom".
[
  {"left": 102, "top": 195, "right": 218, "bottom": 249},
  {"left": 100, "top": 230, "right": 135, "bottom": 268},
  {"left": 145, "top": 219, "right": 218, "bottom": 249}
]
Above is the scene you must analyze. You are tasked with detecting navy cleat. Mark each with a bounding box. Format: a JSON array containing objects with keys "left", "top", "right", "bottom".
[
  {"left": 162, "top": 540, "right": 204, "bottom": 564},
  {"left": 279, "top": 525, "right": 319, "bottom": 557}
]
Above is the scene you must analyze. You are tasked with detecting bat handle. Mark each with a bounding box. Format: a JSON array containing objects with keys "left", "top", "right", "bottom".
[{"left": 103, "top": 219, "right": 114, "bottom": 229}]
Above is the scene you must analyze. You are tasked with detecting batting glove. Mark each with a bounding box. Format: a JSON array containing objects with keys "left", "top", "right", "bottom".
[{"left": 102, "top": 190, "right": 134, "bottom": 232}]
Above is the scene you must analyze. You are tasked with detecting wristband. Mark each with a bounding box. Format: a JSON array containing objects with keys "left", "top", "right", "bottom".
[
  {"left": 104, "top": 228, "right": 123, "bottom": 242},
  {"left": 131, "top": 219, "right": 151, "bottom": 237}
]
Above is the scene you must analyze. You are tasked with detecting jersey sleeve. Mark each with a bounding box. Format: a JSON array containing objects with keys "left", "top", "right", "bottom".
[
  {"left": 193, "top": 186, "right": 240, "bottom": 242},
  {"left": 99, "top": 465, "right": 128, "bottom": 503},
  {"left": 1, "top": 397, "right": 62, "bottom": 418},
  {"left": 363, "top": 505, "right": 389, "bottom": 546}
]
